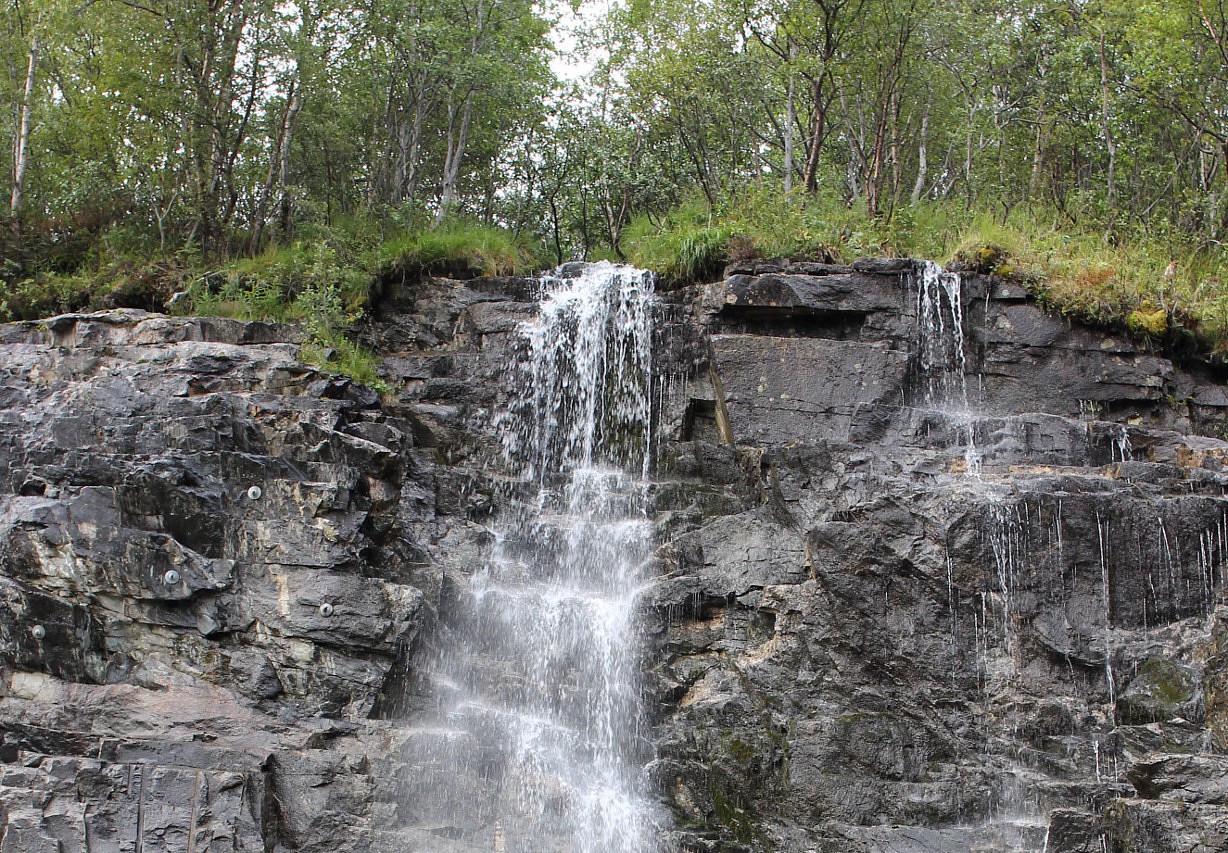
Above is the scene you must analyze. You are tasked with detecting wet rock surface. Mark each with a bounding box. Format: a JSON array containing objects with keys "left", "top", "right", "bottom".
[
  {"left": 650, "top": 260, "right": 1228, "bottom": 852},
  {"left": 2, "top": 262, "right": 1228, "bottom": 851}
]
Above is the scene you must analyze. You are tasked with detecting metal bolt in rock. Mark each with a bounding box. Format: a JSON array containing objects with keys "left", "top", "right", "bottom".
[
  {"left": 318, "top": 602, "right": 335, "bottom": 618},
  {"left": 31, "top": 624, "right": 45, "bottom": 640},
  {"left": 247, "top": 485, "right": 263, "bottom": 500},
  {"left": 163, "top": 569, "right": 182, "bottom": 585}
]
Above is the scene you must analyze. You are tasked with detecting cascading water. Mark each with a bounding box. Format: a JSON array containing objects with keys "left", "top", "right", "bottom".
[
  {"left": 914, "top": 260, "right": 981, "bottom": 474},
  {"left": 915, "top": 260, "right": 969, "bottom": 404},
  {"left": 400, "top": 262, "right": 664, "bottom": 853},
  {"left": 1095, "top": 511, "right": 1117, "bottom": 707},
  {"left": 985, "top": 501, "right": 1025, "bottom": 685}
]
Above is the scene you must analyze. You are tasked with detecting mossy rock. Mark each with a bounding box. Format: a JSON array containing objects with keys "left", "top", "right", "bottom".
[
  {"left": 955, "top": 242, "right": 1011, "bottom": 275},
  {"left": 1126, "top": 305, "right": 1168, "bottom": 338},
  {"left": 1117, "top": 657, "right": 1204, "bottom": 725}
]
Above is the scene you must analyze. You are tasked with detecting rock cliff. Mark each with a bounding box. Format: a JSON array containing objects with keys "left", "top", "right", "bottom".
[{"left": 2, "top": 261, "right": 1226, "bottom": 852}]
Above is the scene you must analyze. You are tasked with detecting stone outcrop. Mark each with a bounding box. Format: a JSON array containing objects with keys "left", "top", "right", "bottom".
[{"left": 2, "top": 261, "right": 1227, "bottom": 852}]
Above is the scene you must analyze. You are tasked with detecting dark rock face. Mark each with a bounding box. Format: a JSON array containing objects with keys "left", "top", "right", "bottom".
[
  {"left": 0, "top": 311, "right": 423, "bottom": 851},
  {"left": 649, "top": 260, "right": 1228, "bottom": 852},
  {"left": 2, "top": 262, "right": 1228, "bottom": 852}
]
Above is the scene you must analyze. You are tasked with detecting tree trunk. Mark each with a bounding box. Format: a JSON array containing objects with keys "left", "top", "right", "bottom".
[
  {"left": 1099, "top": 33, "right": 1117, "bottom": 207},
  {"left": 10, "top": 34, "right": 39, "bottom": 222},
  {"left": 802, "top": 77, "right": 827, "bottom": 194},
  {"left": 888, "top": 86, "right": 902, "bottom": 206},
  {"left": 783, "top": 40, "right": 797, "bottom": 194},
  {"left": 275, "top": 86, "right": 302, "bottom": 236},
  {"left": 191, "top": 0, "right": 248, "bottom": 250},
  {"left": 156, "top": 190, "right": 179, "bottom": 254},
  {"left": 1029, "top": 92, "right": 1047, "bottom": 199},
  {"left": 911, "top": 97, "right": 930, "bottom": 203},
  {"left": 402, "top": 95, "right": 427, "bottom": 207},
  {"left": 838, "top": 82, "right": 867, "bottom": 203},
  {"left": 250, "top": 80, "right": 301, "bottom": 253},
  {"left": 435, "top": 92, "right": 473, "bottom": 225},
  {"left": 866, "top": 117, "right": 887, "bottom": 218},
  {"left": 965, "top": 105, "right": 976, "bottom": 209}
]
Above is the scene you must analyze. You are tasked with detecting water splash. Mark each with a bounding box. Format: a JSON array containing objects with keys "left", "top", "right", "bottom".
[
  {"left": 403, "top": 263, "right": 664, "bottom": 853},
  {"left": 913, "top": 260, "right": 981, "bottom": 475}
]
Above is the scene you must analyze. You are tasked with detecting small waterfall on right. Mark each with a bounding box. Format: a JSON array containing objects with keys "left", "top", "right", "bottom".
[
  {"left": 912, "top": 260, "right": 981, "bottom": 475},
  {"left": 911, "top": 260, "right": 1055, "bottom": 848}
]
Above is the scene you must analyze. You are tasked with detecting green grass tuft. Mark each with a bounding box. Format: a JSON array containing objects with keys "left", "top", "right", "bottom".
[
  {"left": 378, "top": 220, "right": 545, "bottom": 279},
  {"left": 624, "top": 193, "right": 1228, "bottom": 359}
]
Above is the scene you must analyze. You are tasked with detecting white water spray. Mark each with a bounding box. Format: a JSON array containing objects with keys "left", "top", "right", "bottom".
[{"left": 403, "top": 263, "right": 664, "bottom": 853}]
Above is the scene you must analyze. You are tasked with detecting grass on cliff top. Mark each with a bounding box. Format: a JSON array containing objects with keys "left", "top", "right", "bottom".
[
  {"left": 378, "top": 220, "right": 546, "bottom": 278},
  {"left": 625, "top": 193, "right": 1228, "bottom": 357},
  {"left": 2, "top": 219, "right": 544, "bottom": 388}
]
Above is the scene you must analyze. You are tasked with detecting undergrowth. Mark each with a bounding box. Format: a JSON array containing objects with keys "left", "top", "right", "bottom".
[
  {"left": 2, "top": 219, "right": 545, "bottom": 387},
  {"left": 625, "top": 192, "right": 1228, "bottom": 358},
  {"left": 378, "top": 220, "right": 545, "bottom": 278}
]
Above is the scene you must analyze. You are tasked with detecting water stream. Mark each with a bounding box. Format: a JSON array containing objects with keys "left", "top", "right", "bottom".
[
  {"left": 402, "top": 263, "right": 663, "bottom": 852},
  {"left": 913, "top": 260, "right": 981, "bottom": 474}
]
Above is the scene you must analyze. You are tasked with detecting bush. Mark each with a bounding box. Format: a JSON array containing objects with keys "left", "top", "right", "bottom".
[{"left": 622, "top": 200, "right": 741, "bottom": 285}]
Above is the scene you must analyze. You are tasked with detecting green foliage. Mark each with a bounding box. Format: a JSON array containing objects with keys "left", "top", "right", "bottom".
[
  {"left": 631, "top": 192, "right": 1228, "bottom": 358},
  {"left": 1, "top": 271, "right": 97, "bottom": 320},
  {"left": 9, "top": 0, "right": 1228, "bottom": 366},
  {"left": 295, "top": 281, "right": 388, "bottom": 392},
  {"left": 378, "top": 221, "right": 546, "bottom": 278},
  {"left": 225, "top": 239, "right": 373, "bottom": 315},
  {"left": 624, "top": 220, "right": 735, "bottom": 286},
  {"left": 622, "top": 202, "right": 725, "bottom": 285},
  {"left": 625, "top": 193, "right": 984, "bottom": 282},
  {"left": 0, "top": 256, "right": 194, "bottom": 321},
  {"left": 180, "top": 254, "right": 388, "bottom": 391}
]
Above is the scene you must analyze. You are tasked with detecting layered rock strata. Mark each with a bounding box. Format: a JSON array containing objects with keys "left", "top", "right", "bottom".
[
  {"left": 2, "top": 262, "right": 1226, "bottom": 852},
  {"left": 649, "top": 259, "right": 1228, "bottom": 853}
]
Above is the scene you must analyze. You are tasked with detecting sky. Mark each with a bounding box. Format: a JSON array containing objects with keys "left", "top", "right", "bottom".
[{"left": 547, "top": 0, "right": 610, "bottom": 84}]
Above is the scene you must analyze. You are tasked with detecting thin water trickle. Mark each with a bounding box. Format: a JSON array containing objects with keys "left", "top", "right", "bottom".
[
  {"left": 1112, "top": 424, "right": 1132, "bottom": 463},
  {"left": 913, "top": 260, "right": 981, "bottom": 475},
  {"left": 402, "top": 263, "right": 664, "bottom": 853},
  {"left": 1095, "top": 512, "right": 1116, "bottom": 707},
  {"left": 986, "top": 502, "right": 1025, "bottom": 683}
]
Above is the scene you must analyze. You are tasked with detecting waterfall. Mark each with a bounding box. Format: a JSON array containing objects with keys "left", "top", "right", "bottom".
[
  {"left": 915, "top": 260, "right": 969, "bottom": 404},
  {"left": 401, "top": 262, "right": 663, "bottom": 853},
  {"left": 913, "top": 260, "right": 981, "bottom": 475}
]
